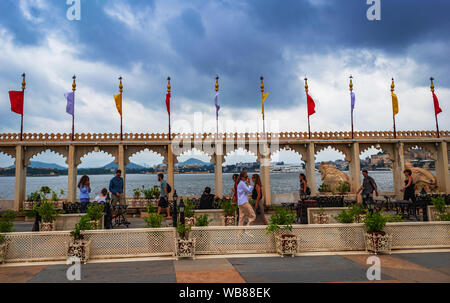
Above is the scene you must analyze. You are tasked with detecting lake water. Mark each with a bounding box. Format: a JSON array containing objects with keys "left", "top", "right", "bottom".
[{"left": 0, "top": 171, "right": 400, "bottom": 199}]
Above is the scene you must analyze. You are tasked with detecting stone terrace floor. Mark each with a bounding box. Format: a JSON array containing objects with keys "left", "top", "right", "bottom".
[{"left": 1, "top": 251, "right": 449, "bottom": 283}]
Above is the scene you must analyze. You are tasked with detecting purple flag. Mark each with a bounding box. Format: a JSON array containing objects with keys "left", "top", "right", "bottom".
[
  {"left": 214, "top": 92, "right": 220, "bottom": 119},
  {"left": 350, "top": 91, "right": 355, "bottom": 112},
  {"left": 65, "top": 92, "right": 74, "bottom": 116}
]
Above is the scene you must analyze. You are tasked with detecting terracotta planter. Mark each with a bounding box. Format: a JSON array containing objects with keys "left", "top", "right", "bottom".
[
  {"left": 67, "top": 239, "right": 91, "bottom": 264},
  {"left": 364, "top": 232, "right": 392, "bottom": 255},
  {"left": 313, "top": 214, "right": 330, "bottom": 224},
  {"left": 0, "top": 242, "right": 8, "bottom": 264},
  {"left": 222, "top": 215, "right": 236, "bottom": 226},
  {"left": 275, "top": 234, "right": 299, "bottom": 257},
  {"left": 174, "top": 238, "right": 196, "bottom": 260},
  {"left": 39, "top": 221, "right": 56, "bottom": 231},
  {"left": 184, "top": 217, "right": 195, "bottom": 226}
]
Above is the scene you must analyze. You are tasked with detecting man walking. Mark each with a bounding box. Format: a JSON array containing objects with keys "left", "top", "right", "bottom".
[
  {"left": 157, "top": 173, "right": 172, "bottom": 219},
  {"left": 237, "top": 171, "right": 256, "bottom": 228},
  {"left": 109, "top": 169, "right": 124, "bottom": 205},
  {"left": 356, "top": 169, "right": 378, "bottom": 206}
]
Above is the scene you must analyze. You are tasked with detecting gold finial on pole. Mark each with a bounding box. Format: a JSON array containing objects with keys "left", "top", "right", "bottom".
[
  {"left": 260, "top": 76, "right": 264, "bottom": 94},
  {"left": 167, "top": 77, "right": 171, "bottom": 93},
  {"left": 391, "top": 77, "right": 395, "bottom": 93},
  {"left": 119, "top": 76, "right": 123, "bottom": 94},
  {"left": 21, "top": 73, "right": 26, "bottom": 90},
  {"left": 72, "top": 75, "right": 76, "bottom": 92},
  {"left": 430, "top": 77, "right": 435, "bottom": 93},
  {"left": 349, "top": 75, "right": 353, "bottom": 92},
  {"left": 304, "top": 77, "right": 308, "bottom": 93},
  {"left": 215, "top": 75, "right": 219, "bottom": 92}
]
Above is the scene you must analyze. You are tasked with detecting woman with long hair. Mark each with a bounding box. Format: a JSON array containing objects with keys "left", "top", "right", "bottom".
[
  {"left": 402, "top": 169, "right": 416, "bottom": 203},
  {"left": 78, "top": 175, "right": 91, "bottom": 213},
  {"left": 252, "top": 174, "right": 268, "bottom": 225},
  {"left": 299, "top": 173, "right": 311, "bottom": 196}
]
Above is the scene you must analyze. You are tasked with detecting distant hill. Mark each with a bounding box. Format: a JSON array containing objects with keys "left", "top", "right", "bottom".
[
  {"left": 177, "top": 158, "right": 210, "bottom": 166},
  {"left": 9, "top": 161, "right": 66, "bottom": 170},
  {"left": 102, "top": 162, "right": 146, "bottom": 170}
]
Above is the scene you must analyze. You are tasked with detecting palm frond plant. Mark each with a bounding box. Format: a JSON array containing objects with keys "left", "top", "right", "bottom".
[
  {"left": 364, "top": 211, "right": 392, "bottom": 255},
  {"left": 86, "top": 203, "right": 104, "bottom": 229},
  {"left": 68, "top": 214, "right": 94, "bottom": 263},
  {"left": 266, "top": 207, "right": 298, "bottom": 257}
]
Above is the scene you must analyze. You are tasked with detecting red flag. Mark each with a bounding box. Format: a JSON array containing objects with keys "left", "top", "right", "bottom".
[
  {"left": 9, "top": 91, "right": 24, "bottom": 115},
  {"left": 433, "top": 92, "right": 442, "bottom": 115},
  {"left": 307, "top": 93, "right": 316, "bottom": 116},
  {"left": 165, "top": 92, "right": 171, "bottom": 115}
]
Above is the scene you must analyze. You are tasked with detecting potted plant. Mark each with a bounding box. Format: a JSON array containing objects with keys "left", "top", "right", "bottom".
[
  {"left": 220, "top": 199, "right": 238, "bottom": 226},
  {"left": 183, "top": 199, "right": 196, "bottom": 226},
  {"left": 364, "top": 211, "right": 392, "bottom": 255},
  {"left": 143, "top": 212, "right": 164, "bottom": 228},
  {"left": 312, "top": 207, "right": 330, "bottom": 224},
  {"left": 133, "top": 187, "right": 141, "bottom": 199},
  {"left": 194, "top": 214, "right": 212, "bottom": 252},
  {"left": 318, "top": 183, "right": 330, "bottom": 195},
  {"left": 25, "top": 191, "right": 41, "bottom": 210},
  {"left": 334, "top": 205, "right": 367, "bottom": 224},
  {"left": 0, "top": 210, "right": 16, "bottom": 264},
  {"left": 174, "top": 222, "right": 195, "bottom": 259},
  {"left": 86, "top": 203, "right": 104, "bottom": 229},
  {"left": 35, "top": 201, "right": 60, "bottom": 231},
  {"left": 431, "top": 197, "right": 450, "bottom": 221},
  {"left": 68, "top": 215, "right": 94, "bottom": 264},
  {"left": 266, "top": 207, "right": 298, "bottom": 257}
]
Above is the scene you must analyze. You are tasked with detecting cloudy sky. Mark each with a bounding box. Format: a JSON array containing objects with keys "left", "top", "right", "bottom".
[{"left": 0, "top": 0, "right": 449, "bottom": 167}]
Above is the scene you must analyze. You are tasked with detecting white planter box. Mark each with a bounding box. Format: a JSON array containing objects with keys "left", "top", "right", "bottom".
[
  {"left": 364, "top": 232, "right": 392, "bottom": 255},
  {"left": 67, "top": 239, "right": 91, "bottom": 264},
  {"left": 174, "top": 238, "right": 196, "bottom": 259}
]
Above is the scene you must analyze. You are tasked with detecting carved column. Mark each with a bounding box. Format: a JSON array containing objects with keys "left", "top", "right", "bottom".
[
  {"left": 349, "top": 142, "right": 361, "bottom": 200},
  {"left": 67, "top": 145, "right": 78, "bottom": 202},
  {"left": 435, "top": 141, "right": 450, "bottom": 194},
  {"left": 167, "top": 143, "right": 175, "bottom": 200},
  {"left": 14, "top": 145, "right": 27, "bottom": 211},
  {"left": 213, "top": 144, "right": 224, "bottom": 198},
  {"left": 118, "top": 144, "right": 126, "bottom": 198},
  {"left": 305, "top": 143, "right": 316, "bottom": 196},
  {"left": 392, "top": 142, "right": 405, "bottom": 199}
]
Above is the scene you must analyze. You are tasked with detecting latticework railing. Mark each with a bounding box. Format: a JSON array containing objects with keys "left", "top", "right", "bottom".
[
  {"left": 2, "top": 222, "right": 449, "bottom": 263},
  {"left": 0, "top": 130, "right": 448, "bottom": 142}
]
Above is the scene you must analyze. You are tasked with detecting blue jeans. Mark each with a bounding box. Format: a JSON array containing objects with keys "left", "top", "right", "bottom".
[{"left": 80, "top": 198, "right": 90, "bottom": 213}]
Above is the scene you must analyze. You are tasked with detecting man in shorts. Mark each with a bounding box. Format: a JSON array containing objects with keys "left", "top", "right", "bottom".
[
  {"left": 157, "top": 173, "right": 172, "bottom": 219},
  {"left": 356, "top": 169, "right": 378, "bottom": 207}
]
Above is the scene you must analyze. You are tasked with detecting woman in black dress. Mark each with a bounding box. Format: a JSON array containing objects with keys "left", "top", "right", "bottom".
[
  {"left": 402, "top": 169, "right": 416, "bottom": 202},
  {"left": 252, "top": 174, "right": 268, "bottom": 225},
  {"left": 299, "top": 173, "right": 311, "bottom": 196}
]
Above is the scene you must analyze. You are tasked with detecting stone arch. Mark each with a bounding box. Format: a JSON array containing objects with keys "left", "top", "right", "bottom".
[
  {"left": 359, "top": 143, "right": 395, "bottom": 161},
  {"left": 125, "top": 145, "right": 168, "bottom": 165},
  {"left": 314, "top": 144, "right": 350, "bottom": 161},
  {"left": 176, "top": 147, "right": 212, "bottom": 164},
  {"left": 403, "top": 143, "right": 437, "bottom": 161},
  {"left": 271, "top": 144, "right": 306, "bottom": 161},
  {"left": 0, "top": 146, "right": 16, "bottom": 160},
  {"left": 76, "top": 146, "right": 117, "bottom": 167},
  {"left": 24, "top": 146, "right": 68, "bottom": 166}
]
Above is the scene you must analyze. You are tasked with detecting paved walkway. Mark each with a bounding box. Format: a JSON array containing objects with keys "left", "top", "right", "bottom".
[{"left": 1, "top": 251, "right": 449, "bottom": 283}]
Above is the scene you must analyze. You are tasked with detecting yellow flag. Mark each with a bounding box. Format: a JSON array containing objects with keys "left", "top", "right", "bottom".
[
  {"left": 114, "top": 93, "right": 122, "bottom": 116},
  {"left": 391, "top": 92, "right": 399, "bottom": 116},
  {"left": 262, "top": 92, "right": 269, "bottom": 117}
]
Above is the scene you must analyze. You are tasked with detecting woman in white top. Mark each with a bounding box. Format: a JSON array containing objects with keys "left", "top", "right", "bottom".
[
  {"left": 94, "top": 188, "right": 108, "bottom": 203},
  {"left": 237, "top": 171, "right": 256, "bottom": 227}
]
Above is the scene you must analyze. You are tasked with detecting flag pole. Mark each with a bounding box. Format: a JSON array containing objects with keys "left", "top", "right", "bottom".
[
  {"left": 167, "top": 77, "right": 171, "bottom": 141},
  {"left": 430, "top": 77, "right": 440, "bottom": 138},
  {"left": 391, "top": 78, "right": 397, "bottom": 139},
  {"left": 119, "top": 76, "right": 123, "bottom": 141},
  {"left": 71, "top": 75, "right": 76, "bottom": 141},
  {"left": 260, "top": 76, "right": 266, "bottom": 140},
  {"left": 350, "top": 75, "right": 354, "bottom": 139},
  {"left": 20, "top": 73, "right": 26, "bottom": 141},
  {"left": 304, "top": 77, "right": 311, "bottom": 139},
  {"left": 215, "top": 76, "right": 219, "bottom": 137}
]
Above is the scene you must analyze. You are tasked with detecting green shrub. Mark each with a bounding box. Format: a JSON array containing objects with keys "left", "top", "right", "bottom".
[
  {"left": 195, "top": 214, "right": 212, "bottom": 227},
  {"left": 86, "top": 204, "right": 104, "bottom": 222},
  {"left": 183, "top": 199, "right": 195, "bottom": 218},
  {"left": 144, "top": 213, "right": 164, "bottom": 228},
  {"left": 145, "top": 203, "right": 157, "bottom": 214},
  {"left": 133, "top": 187, "right": 141, "bottom": 198},
  {"left": 266, "top": 207, "right": 296, "bottom": 234},
  {"left": 334, "top": 205, "right": 366, "bottom": 223},
  {"left": 220, "top": 199, "right": 237, "bottom": 216},
  {"left": 431, "top": 197, "right": 450, "bottom": 221},
  {"left": 364, "top": 212, "right": 388, "bottom": 233},
  {"left": 26, "top": 191, "right": 41, "bottom": 202},
  {"left": 176, "top": 222, "right": 191, "bottom": 240},
  {"left": 318, "top": 183, "right": 330, "bottom": 193},
  {"left": 336, "top": 181, "right": 351, "bottom": 195},
  {"left": 0, "top": 210, "right": 16, "bottom": 243},
  {"left": 70, "top": 215, "right": 94, "bottom": 241},
  {"left": 386, "top": 214, "right": 404, "bottom": 222},
  {"left": 34, "top": 201, "right": 60, "bottom": 223}
]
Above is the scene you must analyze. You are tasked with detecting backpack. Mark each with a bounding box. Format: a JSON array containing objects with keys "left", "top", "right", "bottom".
[{"left": 166, "top": 183, "right": 172, "bottom": 194}]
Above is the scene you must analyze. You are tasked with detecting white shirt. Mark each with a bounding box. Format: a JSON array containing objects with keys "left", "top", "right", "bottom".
[
  {"left": 94, "top": 195, "right": 106, "bottom": 202},
  {"left": 237, "top": 180, "right": 253, "bottom": 206}
]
